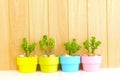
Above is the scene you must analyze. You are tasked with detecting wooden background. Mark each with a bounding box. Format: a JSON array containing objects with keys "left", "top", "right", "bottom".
[{"left": 0, "top": 0, "right": 120, "bottom": 70}]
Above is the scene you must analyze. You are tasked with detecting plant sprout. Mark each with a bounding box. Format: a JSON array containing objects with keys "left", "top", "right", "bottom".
[
  {"left": 39, "top": 35, "right": 55, "bottom": 57},
  {"left": 64, "top": 39, "right": 81, "bottom": 56},
  {"left": 83, "top": 36, "right": 101, "bottom": 56},
  {"left": 21, "top": 38, "right": 36, "bottom": 57}
]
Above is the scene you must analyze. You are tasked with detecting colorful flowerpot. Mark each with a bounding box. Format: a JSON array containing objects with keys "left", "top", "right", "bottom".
[
  {"left": 81, "top": 56, "right": 102, "bottom": 72},
  {"left": 60, "top": 56, "right": 80, "bottom": 72},
  {"left": 17, "top": 57, "right": 38, "bottom": 73},
  {"left": 39, "top": 56, "right": 59, "bottom": 73}
]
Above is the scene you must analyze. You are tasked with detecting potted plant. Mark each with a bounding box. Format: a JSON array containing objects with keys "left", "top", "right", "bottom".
[
  {"left": 60, "top": 39, "right": 81, "bottom": 72},
  {"left": 17, "top": 38, "right": 37, "bottom": 73},
  {"left": 81, "top": 36, "right": 101, "bottom": 72},
  {"left": 39, "top": 35, "right": 59, "bottom": 73}
]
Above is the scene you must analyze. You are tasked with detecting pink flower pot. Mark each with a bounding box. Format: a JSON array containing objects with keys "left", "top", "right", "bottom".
[{"left": 81, "top": 56, "right": 102, "bottom": 72}]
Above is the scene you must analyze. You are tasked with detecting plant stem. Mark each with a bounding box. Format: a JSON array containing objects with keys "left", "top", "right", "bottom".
[
  {"left": 44, "top": 50, "right": 49, "bottom": 57},
  {"left": 26, "top": 51, "right": 29, "bottom": 57},
  {"left": 92, "top": 48, "right": 95, "bottom": 56}
]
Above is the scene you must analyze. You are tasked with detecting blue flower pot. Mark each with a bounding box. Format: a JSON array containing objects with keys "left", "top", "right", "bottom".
[{"left": 60, "top": 56, "right": 80, "bottom": 72}]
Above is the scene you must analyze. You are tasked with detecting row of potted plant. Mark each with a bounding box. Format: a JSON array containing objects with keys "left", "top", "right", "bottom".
[{"left": 17, "top": 35, "right": 101, "bottom": 73}]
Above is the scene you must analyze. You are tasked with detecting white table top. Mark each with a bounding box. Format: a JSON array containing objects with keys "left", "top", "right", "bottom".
[{"left": 0, "top": 68, "right": 120, "bottom": 80}]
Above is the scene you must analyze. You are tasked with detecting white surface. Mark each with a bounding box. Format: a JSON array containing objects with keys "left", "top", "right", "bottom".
[{"left": 0, "top": 68, "right": 120, "bottom": 80}]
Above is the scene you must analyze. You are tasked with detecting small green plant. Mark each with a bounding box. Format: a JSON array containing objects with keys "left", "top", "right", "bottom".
[
  {"left": 21, "top": 38, "right": 36, "bottom": 57},
  {"left": 83, "top": 36, "right": 101, "bottom": 56},
  {"left": 64, "top": 39, "right": 81, "bottom": 56},
  {"left": 39, "top": 35, "right": 55, "bottom": 57}
]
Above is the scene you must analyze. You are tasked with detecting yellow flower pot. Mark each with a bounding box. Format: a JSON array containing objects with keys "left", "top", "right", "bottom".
[
  {"left": 17, "top": 57, "right": 38, "bottom": 73},
  {"left": 39, "top": 56, "right": 59, "bottom": 73}
]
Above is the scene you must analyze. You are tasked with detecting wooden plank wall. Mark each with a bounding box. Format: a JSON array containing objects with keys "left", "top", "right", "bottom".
[
  {"left": 108, "top": 0, "right": 120, "bottom": 67},
  {"left": 87, "top": 0, "right": 107, "bottom": 67},
  {"left": 9, "top": 0, "right": 29, "bottom": 69},
  {"left": 0, "top": 0, "right": 9, "bottom": 70},
  {"left": 29, "top": 0, "right": 48, "bottom": 55},
  {"left": 0, "top": 0, "right": 120, "bottom": 70},
  {"left": 68, "top": 0, "right": 87, "bottom": 53},
  {"left": 49, "top": 0, "right": 69, "bottom": 55}
]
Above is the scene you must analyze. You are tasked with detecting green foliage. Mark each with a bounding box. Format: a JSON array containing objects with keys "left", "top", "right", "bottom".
[
  {"left": 64, "top": 39, "right": 81, "bottom": 56},
  {"left": 39, "top": 35, "right": 55, "bottom": 57},
  {"left": 21, "top": 38, "right": 36, "bottom": 57},
  {"left": 83, "top": 36, "right": 101, "bottom": 56}
]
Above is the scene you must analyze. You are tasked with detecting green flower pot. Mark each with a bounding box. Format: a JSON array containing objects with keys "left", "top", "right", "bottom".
[{"left": 39, "top": 56, "right": 59, "bottom": 73}]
